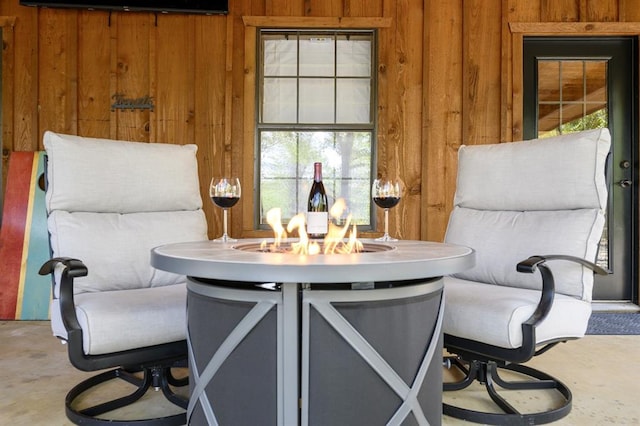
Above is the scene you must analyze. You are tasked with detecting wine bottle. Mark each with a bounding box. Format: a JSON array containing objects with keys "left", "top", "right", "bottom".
[{"left": 307, "top": 162, "right": 329, "bottom": 238}]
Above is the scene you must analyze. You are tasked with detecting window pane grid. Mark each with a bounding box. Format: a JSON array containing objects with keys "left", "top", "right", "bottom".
[
  {"left": 260, "top": 30, "right": 374, "bottom": 126},
  {"left": 257, "top": 29, "right": 376, "bottom": 230},
  {"left": 537, "top": 59, "right": 608, "bottom": 137}
]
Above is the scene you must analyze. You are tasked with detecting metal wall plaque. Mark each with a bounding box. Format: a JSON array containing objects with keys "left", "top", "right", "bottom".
[{"left": 111, "top": 93, "right": 154, "bottom": 111}]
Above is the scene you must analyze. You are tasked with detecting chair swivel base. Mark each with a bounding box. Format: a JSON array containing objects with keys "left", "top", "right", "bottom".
[
  {"left": 65, "top": 365, "right": 188, "bottom": 426},
  {"left": 443, "top": 357, "right": 572, "bottom": 425}
]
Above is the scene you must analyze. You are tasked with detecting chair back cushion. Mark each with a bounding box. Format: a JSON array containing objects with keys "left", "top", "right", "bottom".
[
  {"left": 453, "top": 128, "right": 609, "bottom": 211},
  {"left": 445, "top": 129, "right": 610, "bottom": 301},
  {"left": 44, "top": 131, "right": 203, "bottom": 213},
  {"left": 44, "top": 132, "right": 208, "bottom": 294}
]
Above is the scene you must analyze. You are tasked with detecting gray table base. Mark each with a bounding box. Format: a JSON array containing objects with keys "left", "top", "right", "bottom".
[{"left": 186, "top": 278, "right": 444, "bottom": 426}]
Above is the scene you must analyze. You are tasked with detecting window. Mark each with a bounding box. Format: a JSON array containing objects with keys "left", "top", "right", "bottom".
[{"left": 256, "top": 29, "right": 376, "bottom": 229}]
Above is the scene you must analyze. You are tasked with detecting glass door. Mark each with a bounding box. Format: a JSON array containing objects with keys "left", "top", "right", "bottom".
[{"left": 524, "top": 37, "right": 638, "bottom": 302}]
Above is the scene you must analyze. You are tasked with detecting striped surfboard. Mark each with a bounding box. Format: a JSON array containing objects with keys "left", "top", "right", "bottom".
[{"left": 0, "top": 152, "right": 51, "bottom": 320}]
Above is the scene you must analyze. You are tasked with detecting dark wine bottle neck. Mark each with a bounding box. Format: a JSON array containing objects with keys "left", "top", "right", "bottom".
[{"left": 314, "top": 162, "right": 322, "bottom": 182}]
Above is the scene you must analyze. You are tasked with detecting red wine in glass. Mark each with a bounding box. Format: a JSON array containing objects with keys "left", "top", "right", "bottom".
[
  {"left": 211, "top": 196, "right": 240, "bottom": 209},
  {"left": 373, "top": 196, "right": 401, "bottom": 209},
  {"left": 210, "top": 177, "right": 241, "bottom": 242}
]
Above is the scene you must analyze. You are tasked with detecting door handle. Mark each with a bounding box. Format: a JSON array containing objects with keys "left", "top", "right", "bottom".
[{"left": 618, "top": 179, "right": 632, "bottom": 188}]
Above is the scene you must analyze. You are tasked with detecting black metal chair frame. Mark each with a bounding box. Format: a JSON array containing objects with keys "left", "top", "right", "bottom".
[
  {"left": 40, "top": 257, "right": 189, "bottom": 425},
  {"left": 443, "top": 254, "right": 607, "bottom": 425}
]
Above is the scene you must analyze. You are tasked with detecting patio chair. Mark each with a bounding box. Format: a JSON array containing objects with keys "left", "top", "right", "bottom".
[
  {"left": 442, "top": 128, "right": 611, "bottom": 424},
  {"left": 38, "top": 131, "right": 208, "bottom": 425}
]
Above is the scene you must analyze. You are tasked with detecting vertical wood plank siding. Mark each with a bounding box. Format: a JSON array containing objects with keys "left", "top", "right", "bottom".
[
  {"left": 0, "top": 0, "right": 633, "bottom": 241},
  {"left": 422, "top": 0, "right": 463, "bottom": 241}
]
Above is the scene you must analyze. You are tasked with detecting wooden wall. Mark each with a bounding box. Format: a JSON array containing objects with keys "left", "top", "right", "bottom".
[{"left": 1, "top": 0, "right": 638, "bottom": 241}]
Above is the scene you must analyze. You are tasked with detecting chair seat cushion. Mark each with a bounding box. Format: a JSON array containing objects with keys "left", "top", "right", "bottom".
[
  {"left": 52, "top": 283, "right": 187, "bottom": 355},
  {"left": 443, "top": 277, "right": 591, "bottom": 349}
]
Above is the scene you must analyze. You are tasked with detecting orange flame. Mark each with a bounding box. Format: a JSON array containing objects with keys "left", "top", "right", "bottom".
[
  {"left": 261, "top": 208, "right": 287, "bottom": 252},
  {"left": 287, "top": 213, "right": 321, "bottom": 255},
  {"left": 263, "top": 198, "right": 361, "bottom": 255}
]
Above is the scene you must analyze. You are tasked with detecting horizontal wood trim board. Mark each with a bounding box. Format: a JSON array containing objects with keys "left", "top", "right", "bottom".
[
  {"left": 242, "top": 16, "right": 392, "bottom": 28},
  {"left": 510, "top": 22, "right": 640, "bottom": 34}
]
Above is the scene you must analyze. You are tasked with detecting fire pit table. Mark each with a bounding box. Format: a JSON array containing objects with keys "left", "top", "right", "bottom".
[{"left": 151, "top": 238, "right": 474, "bottom": 426}]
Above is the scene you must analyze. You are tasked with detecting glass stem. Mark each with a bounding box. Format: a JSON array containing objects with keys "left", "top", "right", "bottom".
[
  {"left": 384, "top": 208, "right": 389, "bottom": 236},
  {"left": 223, "top": 208, "right": 229, "bottom": 237}
]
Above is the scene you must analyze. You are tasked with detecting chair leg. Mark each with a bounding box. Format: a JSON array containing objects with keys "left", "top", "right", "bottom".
[
  {"left": 442, "top": 356, "right": 479, "bottom": 391},
  {"left": 160, "top": 366, "right": 189, "bottom": 409},
  {"left": 443, "top": 358, "right": 572, "bottom": 425},
  {"left": 498, "top": 362, "right": 572, "bottom": 392},
  {"left": 167, "top": 366, "right": 189, "bottom": 388},
  {"left": 483, "top": 362, "right": 520, "bottom": 415},
  {"left": 73, "top": 369, "right": 151, "bottom": 417},
  {"left": 65, "top": 366, "right": 188, "bottom": 425}
]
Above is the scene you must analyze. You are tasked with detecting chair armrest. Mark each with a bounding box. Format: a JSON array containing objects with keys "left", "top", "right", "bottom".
[
  {"left": 516, "top": 254, "right": 608, "bottom": 275},
  {"left": 516, "top": 254, "right": 607, "bottom": 331},
  {"left": 39, "top": 257, "right": 88, "bottom": 335}
]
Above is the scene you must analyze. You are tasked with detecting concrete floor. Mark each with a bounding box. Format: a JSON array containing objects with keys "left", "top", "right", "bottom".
[{"left": 1, "top": 320, "right": 639, "bottom": 425}]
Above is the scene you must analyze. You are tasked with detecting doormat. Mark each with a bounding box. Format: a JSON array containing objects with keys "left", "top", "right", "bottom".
[{"left": 586, "top": 313, "right": 640, "bottom": 335}]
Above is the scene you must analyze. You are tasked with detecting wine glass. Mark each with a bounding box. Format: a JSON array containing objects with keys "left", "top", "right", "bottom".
[
  {"left": 372, "top": 178, "right": 404, "bottom": 242},
  {"left": 210, "top": 177, "right": 241, "bottom": 242}
]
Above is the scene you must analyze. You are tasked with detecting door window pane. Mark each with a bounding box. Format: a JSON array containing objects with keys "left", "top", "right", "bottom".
[
  {"left": 585, "top": 62, "right": 607, "bottom": 102},
  {"left": 560, "top": 61, "right": 584, "bottom": 102}
]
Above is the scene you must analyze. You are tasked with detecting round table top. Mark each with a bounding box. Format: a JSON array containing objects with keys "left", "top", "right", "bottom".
[{"left": 151, "top": 239, "right": 475, "bottom": 284}]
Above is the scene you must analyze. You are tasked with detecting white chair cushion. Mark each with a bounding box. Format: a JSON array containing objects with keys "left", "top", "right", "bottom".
[
  {"left": 445, "top": 206, "right": 604, "bottom": 300},
  {"left": 443, "top": 277, "right": 592, "bottom": 349},
  {"left": 454, "top": 128, "right": 610, "bottom": 211},
  {"left": 48, "top": 209, "right": 208, "bottom": 293},
  {"left": 44, "top": 131, "right": 203, "bottom": 214},
  {"left": 50, "top": 283, "right": 188, "bottom": 355}
]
